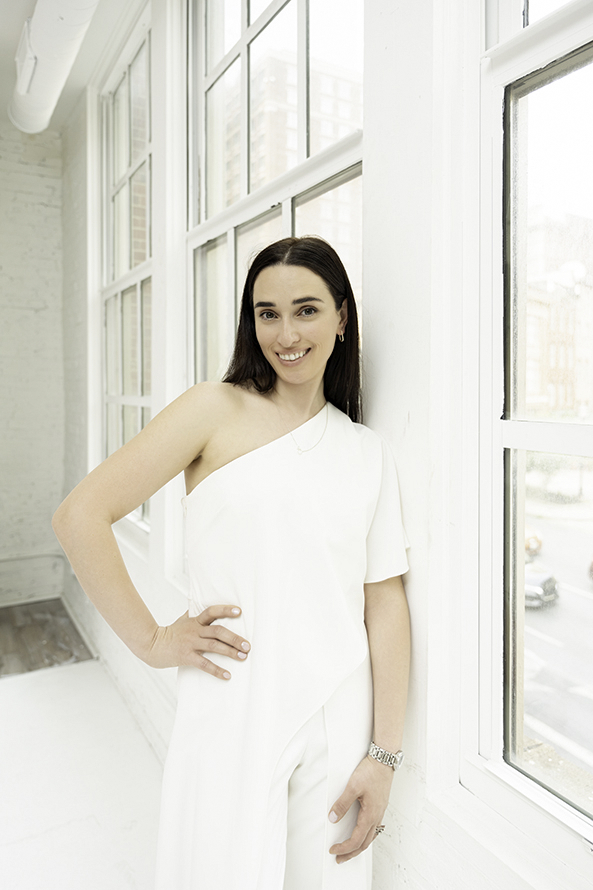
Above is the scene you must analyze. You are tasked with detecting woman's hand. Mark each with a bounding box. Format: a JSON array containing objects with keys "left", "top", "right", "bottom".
[
  {"left": 328, "top": 756, "right": 394, "bottom": 864},
  {"left": 144, "top": 605, "right": 251, "bottom": 679}
]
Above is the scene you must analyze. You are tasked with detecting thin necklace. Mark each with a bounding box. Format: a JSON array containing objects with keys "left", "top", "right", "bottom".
[{"left": 274, "top": 400, "right": 329, "bottom": 455}]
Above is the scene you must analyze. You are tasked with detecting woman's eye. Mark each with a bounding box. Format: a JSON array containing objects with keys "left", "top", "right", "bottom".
[
  {"left": 300, "top": 306, "right": 317, "bottom": 317},
  {"left": 260, "top": 311, "right": 276, "bottom": 320}
]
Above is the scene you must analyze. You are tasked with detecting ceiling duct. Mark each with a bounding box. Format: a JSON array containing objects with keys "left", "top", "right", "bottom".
[{"left": 8, "top": 0, "right": 101, "bottom": 134}]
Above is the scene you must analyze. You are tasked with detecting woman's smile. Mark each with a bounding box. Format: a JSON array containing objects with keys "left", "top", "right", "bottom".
[{"left": 276, "top": 348, "right": 311, "bottom": 364}]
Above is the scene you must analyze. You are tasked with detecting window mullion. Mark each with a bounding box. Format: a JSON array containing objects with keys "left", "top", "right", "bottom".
[
  {"left": 501, "top": 420, "right": 593, "bottom": 457},
  {"left": 297, "top": 0, "right": 308, "bottom": 161}
]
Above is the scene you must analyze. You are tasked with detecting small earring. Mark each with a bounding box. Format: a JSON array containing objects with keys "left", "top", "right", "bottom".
[{"left": 338, "top": 332, "right": 345, "bottom": 343}]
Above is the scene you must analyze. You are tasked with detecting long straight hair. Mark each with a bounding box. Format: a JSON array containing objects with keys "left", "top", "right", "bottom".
[{"left": 223, "top": 237, "right": 362, "bottom": 423}]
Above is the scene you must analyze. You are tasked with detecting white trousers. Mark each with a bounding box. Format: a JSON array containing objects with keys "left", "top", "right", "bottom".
[{"left": 257, "top": 703, "right": 372, "bottom": 889}]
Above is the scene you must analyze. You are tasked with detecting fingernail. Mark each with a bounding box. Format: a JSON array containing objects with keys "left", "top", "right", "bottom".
[
  {"left": 241, "top": 642, "right": 250, "bottom": 651},
  {"left": 232, "top": 608, "right": 241, "bottom": 615},
  {"left": 223, "top": 671, "right": 231, "bottom": 679},
  {"left": 329, "top": 811, "right": 338, "bottom": 823},
  {"left": 237, "top": 652, "right": 247, "bottom": 659}
]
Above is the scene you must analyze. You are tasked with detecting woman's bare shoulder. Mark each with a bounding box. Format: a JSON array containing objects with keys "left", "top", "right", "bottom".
[{"left": 178, "top": 381, "right": 253, "bottom": 424}]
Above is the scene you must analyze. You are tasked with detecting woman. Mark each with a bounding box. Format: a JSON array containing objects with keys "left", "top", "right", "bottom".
[{"left": 52, "top": 237, "right": 410, "bottom": 889}]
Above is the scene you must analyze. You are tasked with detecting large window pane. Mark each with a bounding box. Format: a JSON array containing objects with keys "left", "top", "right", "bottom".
[
  {"left": 249, "top": 1, "right": 298, "bottom": 191},
  {"left": 105, "top": 295, "right": 120, "bottom": 395},
  {"left": 122, "top": 285, "right": 139, "bottom": 396},
  {"left": 294, "top": 173, "right": 362, "bottom": 302},
  {"left": 525, "top": 0, "right": 572, "bottom": 25},
  {"left": 130, "top": 162, "right": 148, "bottom": 268},
  {"left": 106, "top": 403, "right": 120, "bottom": 456},
  {"left": 505, "top": 449, "right": 593, "bottom": 818},
  {"left": 112, "top": 75, "right": 129, "bottom": 184},
  {"left": 141, "top": 277, "right": 152, "bottom": 396},
  {"left": 113, "top": 185, "right": 129, "bottom": 279},
  {"left": 309, "top": 0, "right": 363, "bottom": 157},
  {"left": 206, "top": 0, "right": 241, "bottom": 72},
  {"left": 130, "top": 41, "right": 149, "bottom": 164},
  {"left": 508, "top": 55, "right": 593, "bottom": 424},
  {"left": 249, "top": 0, "right": 268, "bottom": 24},
  {"left": 122, "top": 405, "right": 139, "bottom": 445},
  {"left": 235, "top": 208, "right": 283, "bottom": 305},
  {"left": 195, "top": 236, "right": 234, "bottom": 381},
  {"left": 206, "top": 59, "right": 241, "bottom": 217}
]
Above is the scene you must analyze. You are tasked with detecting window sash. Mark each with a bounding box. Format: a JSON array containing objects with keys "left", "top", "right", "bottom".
[
  {"left": 189, "top": 0, "right": 363, "bottom": 228},
  {"left": 100, "top": 14, "right": 153, "bottom": 528}
]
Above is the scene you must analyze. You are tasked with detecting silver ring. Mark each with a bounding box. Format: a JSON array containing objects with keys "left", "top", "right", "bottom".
[{"left": 374, "top": 824, "right": 385, "bottom": 835}]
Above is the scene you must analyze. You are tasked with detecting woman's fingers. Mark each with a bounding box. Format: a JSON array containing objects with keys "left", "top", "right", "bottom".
[
  {"left": 334, "top": 824, "right": 376, "bottom": 864},
  {"left": 200, "top": 635, "right": 249, "bottom": 661},
  {"left": 201, "top": 622, "right": 251, "bottom": 654},
  {"left": 194, "top": 654, "right": 233, "bottom": 682},
  {"left": 197, "top": 604, "right": 242, "bottom": 626}
]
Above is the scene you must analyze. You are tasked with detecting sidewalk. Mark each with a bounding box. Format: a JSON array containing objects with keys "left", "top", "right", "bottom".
[{"left": 0, "top": 659, "right": 162, "bottom": 890}]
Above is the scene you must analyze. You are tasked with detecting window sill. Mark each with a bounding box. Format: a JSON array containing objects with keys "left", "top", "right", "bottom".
[{"left": 444, "top": 753, "right": 593, "bottom": 884}]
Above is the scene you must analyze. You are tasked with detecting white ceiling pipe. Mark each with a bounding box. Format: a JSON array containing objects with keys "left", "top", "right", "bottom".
[{"left": 8, "top": 0, "right": 101, "bottom": 134}]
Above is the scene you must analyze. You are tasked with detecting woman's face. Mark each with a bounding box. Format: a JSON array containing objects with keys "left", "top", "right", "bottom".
[{"left": 253, "top": 264, "right": 347, "bottom": 389}]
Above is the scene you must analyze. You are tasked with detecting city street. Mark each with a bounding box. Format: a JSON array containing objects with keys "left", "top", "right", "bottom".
[{"left": 523, "top": 512, "right": 593, "bottom": 777}]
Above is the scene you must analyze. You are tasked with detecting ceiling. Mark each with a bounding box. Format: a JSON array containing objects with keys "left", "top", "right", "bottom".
[{"left": 0, "top": 0, "right": 130, "bottom": 132}]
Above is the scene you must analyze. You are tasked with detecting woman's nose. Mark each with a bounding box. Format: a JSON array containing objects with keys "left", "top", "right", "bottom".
[{"left": 278, "top": 319, "right": 299, "bottom": 346}]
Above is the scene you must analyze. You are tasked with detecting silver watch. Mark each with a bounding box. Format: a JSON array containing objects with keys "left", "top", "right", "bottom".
[{"left": 368, "top": 742, "right": 404, "bottom": 771}]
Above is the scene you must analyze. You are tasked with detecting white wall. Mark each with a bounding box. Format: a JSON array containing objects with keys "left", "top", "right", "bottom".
[{"left": 0, "top": 124, "right": 64, "bottom": 606}]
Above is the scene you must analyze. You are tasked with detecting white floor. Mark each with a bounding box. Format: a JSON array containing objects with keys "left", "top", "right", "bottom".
[{"left": 0, "top": 659, "right": 163, "bottom": 890}]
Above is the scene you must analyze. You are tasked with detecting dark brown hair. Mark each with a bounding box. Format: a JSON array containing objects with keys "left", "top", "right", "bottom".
[{"left": 223, "top": 236, "right": 362, "bottom": 422}]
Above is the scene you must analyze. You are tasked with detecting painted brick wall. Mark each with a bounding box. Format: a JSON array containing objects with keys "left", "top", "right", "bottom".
[{"left": 0, "top": 124, "right": 64, "bottom": 604}]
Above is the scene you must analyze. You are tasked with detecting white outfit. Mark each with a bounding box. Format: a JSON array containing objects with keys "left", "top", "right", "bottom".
[{"left": 155, "top": 403, "right": 408, "bottom": 889}]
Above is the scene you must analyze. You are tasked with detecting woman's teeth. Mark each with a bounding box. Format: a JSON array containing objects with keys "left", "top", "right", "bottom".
[{"left": 278, "top": 349, "right": 308, "bottom": 362}]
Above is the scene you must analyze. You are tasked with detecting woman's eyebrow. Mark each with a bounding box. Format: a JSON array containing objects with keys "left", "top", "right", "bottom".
[{"left": 254, "top": 296, "right": 324, "bottom": 308}]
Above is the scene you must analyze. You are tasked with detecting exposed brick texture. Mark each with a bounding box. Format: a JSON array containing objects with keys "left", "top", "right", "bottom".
[{"left": 0, "top": 125, "right": 64, "bottom": 580}]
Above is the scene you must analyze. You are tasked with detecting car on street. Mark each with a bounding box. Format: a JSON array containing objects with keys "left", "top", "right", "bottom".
[{"left": 525, "top": 557, "right": 559, "bottom": 608}]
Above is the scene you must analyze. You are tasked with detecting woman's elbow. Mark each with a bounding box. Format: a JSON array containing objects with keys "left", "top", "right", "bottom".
[
  {"left": 52, "top": 491, "right": 100, "bottom": 546},
  {"left": 52, "top": 496, "right": 77, "bottom": 544}
]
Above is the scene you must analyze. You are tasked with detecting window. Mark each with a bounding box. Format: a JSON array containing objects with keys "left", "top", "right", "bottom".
[
  {"left": 476, "top": 4, "right": 593, "bottom": 870},
  {"left": 504, "top": 41, "right": 593, "bottom": 820},
  {"left": 101, "top": 21, "right": 152, "bottom": 523},
  {"left": 189, "top": 0, "right": 363, "bottom": 384}
]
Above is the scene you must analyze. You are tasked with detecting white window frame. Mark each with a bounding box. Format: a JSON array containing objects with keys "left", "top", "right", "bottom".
[{"left": 454, "top": 1, "right": 593, "bottom": 879}]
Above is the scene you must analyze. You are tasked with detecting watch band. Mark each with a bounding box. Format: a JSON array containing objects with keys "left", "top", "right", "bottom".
[{"left": 368, "top": 742, "right": 404, "bottom": 771}]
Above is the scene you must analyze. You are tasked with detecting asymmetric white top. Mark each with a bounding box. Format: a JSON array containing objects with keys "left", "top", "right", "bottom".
[{"left": 155, "top": 402, "right": 408, "bottom": 888}]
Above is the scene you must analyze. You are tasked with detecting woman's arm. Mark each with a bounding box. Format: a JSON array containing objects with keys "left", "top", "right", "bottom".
[
  {"left": 364, "top": 574, "right": 410, "bottom": 751},
  {"left": 52, "top": 383, "right": 251, "bottom": 676},
  {"left": 328, "top": 575, "right": 410, "bottom": 863}
]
